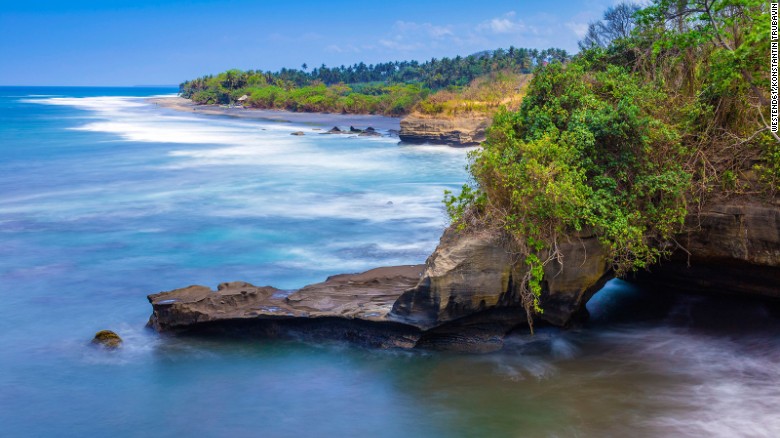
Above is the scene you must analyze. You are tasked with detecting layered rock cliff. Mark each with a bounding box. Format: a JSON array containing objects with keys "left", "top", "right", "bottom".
[
  {"left": 147, "top": 199, "right": 779, "bottom": 352},
  {"left": 389, "top": 227, "right": 612, "bottom": 329},
  {"left": 629, "top": 200, "right": 780, "bottom": 297},
  {"left": 148, "top": 266, "right": 426, "bottom": 349},
  {"left": 399, "top": 113, "right": 491, "bottom": 146},
  {"left": 390, "top": 199, "right": 779, "bottom": 336},
  {"left": 147, "top": 226, "right": 615, "bottom": 351}
]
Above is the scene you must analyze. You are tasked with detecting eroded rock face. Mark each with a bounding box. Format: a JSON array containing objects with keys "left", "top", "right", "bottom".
[
  {"left": 146, "top": 200, "right": 779, "bottom": 352},
  {"left": 147, "top": 266, "right": 426, "bottom": 348},
  {"left": 390, "top": 228, "right": 518, "bottom": 328},
  {"left": 399, "top": 114, "right": 490, "bottom": 146},
  {"left": 147, "top": 282, "right": 281, "bottom": 332},
  {"left": 539, "top": 232, "right": 613, "bottom": 326},
  {"left": 389, "top": 227, "right": 612, "bottom": 329},
  {"left": 147, "top": 228, "right": 613, "bottom": 351},
  {"left": 631, "top": 201, "right": 780, "bottom": 297}
]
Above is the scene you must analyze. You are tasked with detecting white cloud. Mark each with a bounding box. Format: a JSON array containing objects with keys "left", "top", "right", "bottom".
[
  {"left": 316, "top": 3, "right": 625, "bottom": 60},
  {"left": 565, "top": 21, "right": 589, "bottom": 38},
  {"left": 378, "top": 38, "right": 423, "bottom": 52},
  {"left": 477, "top": 11, "right": 531, "bottom": 35},
  {"left": 393, "top": 21, "right": 455, "bottom": 40},
  {"left": 324, "top": 44, "right": 362, "bottom": 54},
  {"left": 370, "top": 20, "right": 467, "bottom": 53}
]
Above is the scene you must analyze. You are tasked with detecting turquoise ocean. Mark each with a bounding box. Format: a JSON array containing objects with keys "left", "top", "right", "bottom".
[{"left": 2, "top": 87, "right": 779, "bottom": 437}]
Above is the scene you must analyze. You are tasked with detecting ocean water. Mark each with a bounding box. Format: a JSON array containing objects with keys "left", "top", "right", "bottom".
[{"left": 2, "top": 87, "right": 779, "bottom": 437}]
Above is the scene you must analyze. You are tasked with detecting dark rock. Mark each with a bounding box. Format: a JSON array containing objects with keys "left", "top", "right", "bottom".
[
  {"left": 147, "top": 282, "right": 282, "bottom": 332},
  {"left": 413, "top": 308, "right": 526, "bottom": 353},
  {"left": 320, "top": 126, "right": 347, "bottom": 135},
  {"left": 349, "top": 126, "right": 362, "bottom": 133},
  {"left": 629, "top": 201, "right": 780, "bottom": 298},
  {"left": 147, "top": 263, "right": 540, "bottom": 351},
  {"left": 290, "top": 131, "right": 305, "bottom": 136},
  {"left": 148, "top": 266, "right": 427, "bottom": 348},
  {"left": 91, "top": 330, "right": 122, "bottom": 349},
  {"left": 358, "top": 126, "right": 381, "bottom": 137}
]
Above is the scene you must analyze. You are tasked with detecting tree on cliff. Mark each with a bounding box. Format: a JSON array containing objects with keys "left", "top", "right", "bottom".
[
  {"left": 446, "top": 0, "right": 776, "bottom": 328},
  {"left": 579, "top": 2, "right": 641, "bottom": 49}
]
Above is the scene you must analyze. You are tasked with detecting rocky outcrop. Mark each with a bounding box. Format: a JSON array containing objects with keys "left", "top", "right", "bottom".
[
  {"left": 147, "top": 228, "right": 613, "bottom": 351},
  {"left": 146, "top": 197, "right": 779, "bottom": 352},
  {"left": 147, "top": 260, "right": 545, "bottom": 352},
  {"left": 359, "top": 127, "right": 381, "bottom": 137},
  {"left": 91, "top": 330, "right": 122, "bottom": 349},
  {"left": 390, "top": 227, "right": 612, "bottom": 330},
  {"left": 399, "top": 114, "right": 491, "bottom": 146},
  {"left": 387, "top": 200, "right": 780, "bottom": 337},
  {"left": 148, "top": 266, "right": 425, "bottom": 348},
  {"left": 630, "top": 201, "right": 780, "bottom": 297}
]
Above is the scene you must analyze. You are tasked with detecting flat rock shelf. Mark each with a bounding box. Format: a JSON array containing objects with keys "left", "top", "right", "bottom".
[{"left": 148, "top": 266, "right": 429, "bottom": 349}]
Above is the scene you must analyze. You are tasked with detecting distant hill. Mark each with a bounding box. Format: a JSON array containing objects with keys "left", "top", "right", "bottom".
[{"left": 177, "top": 46, "right": 568, "bottom": 116}]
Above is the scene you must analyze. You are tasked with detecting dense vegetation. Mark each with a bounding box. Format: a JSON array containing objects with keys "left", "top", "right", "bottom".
[
  {"left": 445, "top": 0, "right": 776, "bottom": 327},
  {"left": 415, "top": 71, "right": 531, "bottom": 117},
  {"left": 178, "top": 47, "right": 568, "bottom": 115}
]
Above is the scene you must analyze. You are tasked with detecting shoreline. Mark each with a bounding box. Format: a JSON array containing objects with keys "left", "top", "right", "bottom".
[{"left": 148, "top": 96, "right": 402, "bottom": 131}]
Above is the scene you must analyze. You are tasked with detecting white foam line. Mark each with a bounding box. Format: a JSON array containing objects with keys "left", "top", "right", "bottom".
[
  {"left": 21, "top": 97, "right": 466, "bottom": 165},
  {"left": 20, "top": 96, "right": 146, "bottom": 110}
]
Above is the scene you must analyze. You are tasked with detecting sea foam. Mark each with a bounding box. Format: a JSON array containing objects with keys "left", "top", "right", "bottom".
[{"left": 15, "top": 94, "right": 469, "bottom": 259}]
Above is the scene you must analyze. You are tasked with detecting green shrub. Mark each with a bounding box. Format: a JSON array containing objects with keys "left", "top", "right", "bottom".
[{"left": 449, "top": 54, "right": 691, "bottom": 316}]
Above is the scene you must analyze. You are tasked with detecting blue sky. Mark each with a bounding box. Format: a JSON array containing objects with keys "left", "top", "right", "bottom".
[{"left": 0, "top": 0, "right": 621, "bottom": 86}]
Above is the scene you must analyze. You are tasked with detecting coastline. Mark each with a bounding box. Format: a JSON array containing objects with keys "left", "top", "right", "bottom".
[{"left": 148, "top": 96, "right": 401, "bottom": 131}]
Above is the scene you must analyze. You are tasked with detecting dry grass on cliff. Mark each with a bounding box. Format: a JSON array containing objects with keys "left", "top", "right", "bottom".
[{"left": 413, "top": 71, "right": 531, "bottom": 119}]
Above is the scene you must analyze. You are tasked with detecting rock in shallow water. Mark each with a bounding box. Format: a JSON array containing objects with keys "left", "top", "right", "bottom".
[
  {"left": 144, "top": 200, "right": 780, "bottom": 352},
  {"left": 147, "top": 263, "right": 537, "bottom": 351},
  {"left": 91, "top": 330, "right": 122, "bottom": 349},
  {"left": 145, "top": 226, "right": 613, "bottom": 352},
  {"left": 147, "top": 266, "right": 429, "bottom": 348}
]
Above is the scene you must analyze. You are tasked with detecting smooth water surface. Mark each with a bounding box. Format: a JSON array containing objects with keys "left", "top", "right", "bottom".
[{"left": 1, "top": 87, "right": 779, "bottom": 437}]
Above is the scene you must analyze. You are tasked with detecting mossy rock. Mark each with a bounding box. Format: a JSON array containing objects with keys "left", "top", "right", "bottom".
[{"left": 91, "top": 330, "right": 122, "bottom": 349}]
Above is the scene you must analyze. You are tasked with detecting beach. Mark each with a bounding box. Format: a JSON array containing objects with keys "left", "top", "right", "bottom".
[{"left": 149, "top": 96, "right": 401, "bottom": 131}]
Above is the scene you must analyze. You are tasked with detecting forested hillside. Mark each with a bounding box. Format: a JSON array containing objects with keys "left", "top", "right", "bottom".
[{"left": 178, "top": 47, "right": 568, "bottom": 115}]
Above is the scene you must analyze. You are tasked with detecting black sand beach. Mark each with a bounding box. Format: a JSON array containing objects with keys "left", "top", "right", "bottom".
[{"left": 148, "top": 96, "right": 401, "bottom": 131}]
